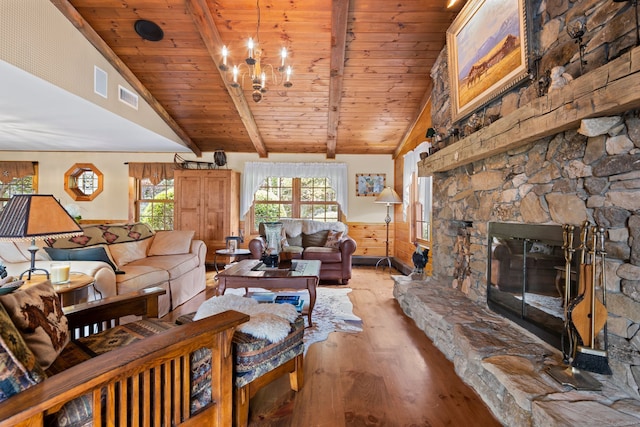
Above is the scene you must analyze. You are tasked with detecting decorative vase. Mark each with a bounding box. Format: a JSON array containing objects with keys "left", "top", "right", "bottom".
[
  {"left": 262, "top": 222, "right": 283, "bottom": 267},
  {"left": 214, "top": 150, "right": 227, "bottom": 167}
]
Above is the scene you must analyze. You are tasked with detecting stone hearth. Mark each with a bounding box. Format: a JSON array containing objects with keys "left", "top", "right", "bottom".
[{"left": 394, "top": 275, "right": 640, "bottom": 426}]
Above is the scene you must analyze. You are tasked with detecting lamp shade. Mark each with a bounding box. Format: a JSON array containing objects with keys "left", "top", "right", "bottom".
[
  {"left": 0, "top": 194, "right": 83, "bottom": 241},
  {"left": 375, "top": 187, "right": 402, "bottom": 204}
]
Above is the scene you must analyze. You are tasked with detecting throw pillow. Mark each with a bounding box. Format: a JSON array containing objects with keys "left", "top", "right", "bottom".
[
  {"left": 324, "top": 230, "right": 343, "bottom": 248},
  {"left": 109, "top": 239, "right": 151, "bottom": 267},
  {"left": 43, "top": 245, "right": 122, "bottom": 273},
  {"left": 147, "top": 230, "right": 195, "bottom": 256},
  {"left": 0, "top": 281, "right": 70, "bottom": 369},
  {"left": 302, "top": 230, "right": 329, "bottom": 248},
  {"left": 0, "top": 303, "right": 46, "bottom": 402}
]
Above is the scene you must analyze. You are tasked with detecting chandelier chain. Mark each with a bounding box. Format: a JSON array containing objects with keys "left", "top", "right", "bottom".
[{"left": 256, "top": 0, "right": 261, "bottom": 45}]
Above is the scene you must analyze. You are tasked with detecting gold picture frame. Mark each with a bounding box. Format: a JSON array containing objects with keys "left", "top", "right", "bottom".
[
  {"left": 356, "top": 173, "right": 386, "bottom": 197},
  {"left": 446, "top": 0, "right": 530, "bottom": 123}
]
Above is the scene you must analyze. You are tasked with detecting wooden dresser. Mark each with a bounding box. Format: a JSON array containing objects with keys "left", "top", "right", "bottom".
[{"left": 174, "top": 169, "right": 240, "bottom": 264}]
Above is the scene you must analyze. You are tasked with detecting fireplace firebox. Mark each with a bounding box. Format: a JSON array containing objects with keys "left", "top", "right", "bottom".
[{"left": 487, "top": 222, "right": 582, "bottom": 349}]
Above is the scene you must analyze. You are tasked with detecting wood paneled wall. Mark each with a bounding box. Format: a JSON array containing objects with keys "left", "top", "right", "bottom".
[{"left": 347, "top": 222, "right": 390, "bottom": 257}]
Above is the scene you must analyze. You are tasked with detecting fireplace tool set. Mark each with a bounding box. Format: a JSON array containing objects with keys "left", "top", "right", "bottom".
[{"left": 547, "top": 221, "right": 611, "bottom": 390}]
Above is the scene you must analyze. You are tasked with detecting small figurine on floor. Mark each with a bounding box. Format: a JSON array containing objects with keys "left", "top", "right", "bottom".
[{"left": 412, "top": 243, "right": 430, "bottom": 276}]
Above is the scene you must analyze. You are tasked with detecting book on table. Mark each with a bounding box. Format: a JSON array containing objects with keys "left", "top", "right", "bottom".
[
  {"left": 275, "top": 295, "right": 304, "bottom": 312},
  {"left": 250, "top": 291, "right": 276, "bottom": 303}
]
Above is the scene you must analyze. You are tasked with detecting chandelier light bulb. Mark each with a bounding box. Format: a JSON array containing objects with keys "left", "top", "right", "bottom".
[
  {"left": 247, "top": 38, "right": 256, "bottom": 65},
  {"left": 284, "top": 65, "right": 293, "bottom": 87},
  {"left": 280, "top": 47, "right": 287, "bottom": 69},
  {"left": 220, "top": 45, "right": 228, "bottom": 71},
  {"left": 231, "top": 65, "right": 239, "bottom": 87}
]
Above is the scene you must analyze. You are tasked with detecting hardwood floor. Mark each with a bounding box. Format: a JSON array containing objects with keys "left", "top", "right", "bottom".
[{"left": 164, "top": 267, "right": 501, "bottom": 426}]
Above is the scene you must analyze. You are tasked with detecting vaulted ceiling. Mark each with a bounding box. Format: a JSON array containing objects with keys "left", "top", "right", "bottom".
[{"left": 52, "top": 0, "right": 462, "bottom": 158}]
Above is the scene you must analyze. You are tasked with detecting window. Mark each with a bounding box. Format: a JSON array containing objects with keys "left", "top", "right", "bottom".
[
  {"left": 0, "top": 164, "right": 37, "bottom": 209},
  {"left": 135, "top": 178, "right": 174, "bottom": 230},
  {"left": 64, "top": 163, "right": 103, "bottom": 201},
  {"left": 413, "top": 175, "right": 432, "bottom": 243},
  {"left": 251, "top": 177, "right": 340, "bottom": 230}
]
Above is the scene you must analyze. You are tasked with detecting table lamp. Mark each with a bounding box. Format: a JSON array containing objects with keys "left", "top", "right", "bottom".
[
  {"left": 375, "top": 187, "right": 402, "bottom": 270},
  {"left": 0, "top": 194, "right": 83, "bottom": 280}
]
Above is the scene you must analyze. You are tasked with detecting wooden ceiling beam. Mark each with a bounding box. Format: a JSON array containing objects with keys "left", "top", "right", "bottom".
[
  {"left": 393, "top": 85, "right": 433, "bottom": 160},
  {"left": 185, "top": 0, "right": 268, "bottom": 158},
  {"left": 326, "top": 0, "right": 349, "bottom": 159},
  {"left": 49, "top": 0, "right": 201, "bottom": 157}
]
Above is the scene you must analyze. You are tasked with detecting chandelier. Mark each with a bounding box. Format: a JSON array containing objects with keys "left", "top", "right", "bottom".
[{"left": 219, "top": 0, "right": 292, "bottom": 103}]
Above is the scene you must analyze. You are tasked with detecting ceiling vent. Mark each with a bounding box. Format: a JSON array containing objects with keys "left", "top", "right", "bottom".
[
  {"left": 94, "top": 66, "right": 107, "bottom": 98},
  {"left": 118, "top": 85, "right": 138, "bottom": 110}
]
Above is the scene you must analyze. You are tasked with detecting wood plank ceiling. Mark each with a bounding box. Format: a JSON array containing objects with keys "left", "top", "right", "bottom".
[{"left": 52, "top": 0, "right": 462, "bottom": 158}]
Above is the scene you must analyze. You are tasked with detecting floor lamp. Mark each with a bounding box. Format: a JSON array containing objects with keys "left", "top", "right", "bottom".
[{"left": 375, "top": 187, "right": 402, "bottom": 270}]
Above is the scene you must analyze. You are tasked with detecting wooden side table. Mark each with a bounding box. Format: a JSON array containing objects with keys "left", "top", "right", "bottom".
[
  {"left": 213, "top": 248, "right": 252, "bottom": 273},
  {"left": 25, "top": 273, "right": 96, "bottom": 307}
]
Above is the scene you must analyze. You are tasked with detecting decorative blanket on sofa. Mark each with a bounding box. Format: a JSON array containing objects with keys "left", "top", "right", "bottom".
[
  {"left": 45, "top": 223, "right": 154, "bottom": 249},
  {"left": 259, "top": 219, "right": 348, "bottom": 248}
]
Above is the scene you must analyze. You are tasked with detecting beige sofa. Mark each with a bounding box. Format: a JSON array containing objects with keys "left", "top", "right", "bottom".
[{"left": 0, "top": 223, "right": 206, "bottom": 317}]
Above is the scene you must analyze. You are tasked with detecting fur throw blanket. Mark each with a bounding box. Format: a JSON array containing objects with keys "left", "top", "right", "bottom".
[
  {"left": 279, "top": 218, "right": 347, "bottom": 238},
  {"left": 193, "top": 294, "right": 299, "bottom": 343}
]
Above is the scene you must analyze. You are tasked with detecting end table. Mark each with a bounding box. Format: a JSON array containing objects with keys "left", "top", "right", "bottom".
[
  {"left": 213, "top": 248, "right": 252, "bottom": 273},
  {"left": 25, "top": 273, "right": 96, "bottom": 307}
]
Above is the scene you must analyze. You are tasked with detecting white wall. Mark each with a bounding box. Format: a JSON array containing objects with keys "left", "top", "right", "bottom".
[{"left": 1, "top": 151, "right": 396, "bottom": 223}]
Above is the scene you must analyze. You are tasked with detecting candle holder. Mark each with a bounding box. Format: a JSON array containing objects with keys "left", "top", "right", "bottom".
[{"left": 50, "top": 262, "right": 71, "bottom": 284}]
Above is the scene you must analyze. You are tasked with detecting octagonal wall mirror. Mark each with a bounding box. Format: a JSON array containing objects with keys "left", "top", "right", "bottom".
[{"left": 64, "top": 163, "right": 103, "bottom": 201}]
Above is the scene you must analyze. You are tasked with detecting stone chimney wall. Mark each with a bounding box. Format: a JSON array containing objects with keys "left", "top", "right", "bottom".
[{"left": 426, "top": 0, "right": 640, "bottom": 398}]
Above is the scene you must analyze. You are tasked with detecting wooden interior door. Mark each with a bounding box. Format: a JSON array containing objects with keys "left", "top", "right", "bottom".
[{"left": 174, "top": 173, "right": 202, "bottom": 237}]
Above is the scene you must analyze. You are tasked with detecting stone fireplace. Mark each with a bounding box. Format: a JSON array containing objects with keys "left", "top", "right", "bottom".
[{"left": 393, "top": 0, "right": 640, "bottom": 422}]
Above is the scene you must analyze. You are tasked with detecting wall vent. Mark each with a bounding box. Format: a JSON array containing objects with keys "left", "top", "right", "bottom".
[
  {"left": 118, "top": 85, "right": 138, "bottom": 110},
  {"left": 94, "top": 66, "right": 108, "bottom": 98}
]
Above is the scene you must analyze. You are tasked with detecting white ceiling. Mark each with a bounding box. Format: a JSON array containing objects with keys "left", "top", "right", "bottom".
[{"left": 0, "top": 60, "right": 191, "bottom": 153}]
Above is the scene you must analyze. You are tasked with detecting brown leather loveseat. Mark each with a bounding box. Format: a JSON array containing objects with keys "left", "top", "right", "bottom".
[{"left": 249, "top": 219, "right": 356, "bottom": 285}]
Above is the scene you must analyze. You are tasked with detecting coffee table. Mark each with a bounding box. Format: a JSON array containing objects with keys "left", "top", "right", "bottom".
[{"left": 216, "top": 259, "right": 321, "bottom": 326}]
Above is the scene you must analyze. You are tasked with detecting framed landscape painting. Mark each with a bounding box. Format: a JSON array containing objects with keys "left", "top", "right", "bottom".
[
  {"left": 356, "top": 173, "right": 385, "bottom": 197},
  {"left": 446, "top": 0, "right": 529, "bottom": 122}
]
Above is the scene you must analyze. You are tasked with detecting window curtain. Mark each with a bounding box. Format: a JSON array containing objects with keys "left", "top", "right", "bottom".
[
  {"left": 402, "top": 142, "right": 431, "bottom": 220},
  {"left": 0, "top": 161, "right": 35, "bottom": 183},
  {"left": 128, "top": 163, "right": 175, "bottom": 185},
  {"left": 241, "top": 162, "right": 349, "bottom": 218}
]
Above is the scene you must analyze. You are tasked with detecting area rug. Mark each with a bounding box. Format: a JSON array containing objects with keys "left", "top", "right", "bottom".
[{"left": 224, "top": 287, "right": 363, "bottom": 353}]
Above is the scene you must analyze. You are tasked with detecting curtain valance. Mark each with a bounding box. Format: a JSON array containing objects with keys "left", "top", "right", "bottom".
[
  {"left": 0, "top": 161, "right": 35, "bottom": 183},
  {"left": 128, "top": 163, "right": 175, "bottom": 185},
  {"left": 241, "top": 162, "right": 349, "bottom": 218}
]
